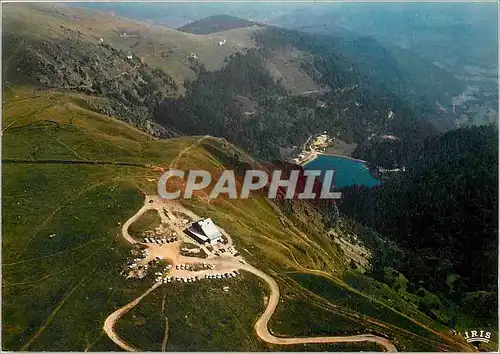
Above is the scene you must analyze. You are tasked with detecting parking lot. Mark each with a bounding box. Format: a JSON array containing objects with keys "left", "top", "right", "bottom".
[{"left": 122, "top": 196, "right": 244, "bottom": 283}]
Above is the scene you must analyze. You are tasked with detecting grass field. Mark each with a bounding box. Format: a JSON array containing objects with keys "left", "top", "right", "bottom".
[
  {"left": 2, "top": 164, "right": 147, "bottom": 350},
  {"left": 2, "top": 88, "right": 189, "bottom": 350},
  {"left": 2, "top": 87, "right": 470, "bottom": 351},
  {"left": 115, "top": 271, "right": 267, "bottom": 351},
  {"left": 114, "top": 270, "right": 386, "bottom": 352},
  {"left": 128, "top": 209, "right": 162, "bottom": 238}
]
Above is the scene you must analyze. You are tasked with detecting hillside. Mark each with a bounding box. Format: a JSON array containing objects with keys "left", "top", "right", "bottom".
[
  {"left": 2, "top": 87, "right": 474, "bottom": 351},
  {"left": 2, "top": 3, "right": 259, "bottom": 92},
  {"left": 340, "top": 125, "right": 499, "bottom": 306},
  {"left": 271, "top": 3, "right": 497, "bottom": 72},
  {"left": 178, "top": 14, "right": 262, "bottom": 34},
  {"left": 2, "top": 4, "right": 497, "bottom": 351},
  {"left": 2, "top": 3, "right": 263, "bottom": 137},
  {"left": 4, "top": 3, "right": 465, "bottom": 161},
  {"left": 270, "top": 4, "right": 498, "bottom": 130},
  {"left": 155, "top": 27, "right": 442, "bottom": 161}
]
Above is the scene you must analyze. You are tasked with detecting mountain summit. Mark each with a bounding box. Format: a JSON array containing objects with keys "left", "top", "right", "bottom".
[{"left": 177, "top": 14, "right": 261, "bottom": 34}]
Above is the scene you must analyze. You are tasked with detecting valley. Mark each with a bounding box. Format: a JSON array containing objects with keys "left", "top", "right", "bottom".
[
  {"left": 270, "top": 3, "right": 498, "bottom": 132},
  {"left": 2, "top": 2, "right": 498, "bottom": 353},
  {"left": 2, "top": 86, "right": 476, "bottom": 352}
]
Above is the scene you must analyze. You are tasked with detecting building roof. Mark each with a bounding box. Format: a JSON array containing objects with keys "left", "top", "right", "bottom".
[
  {"left": 185, "top": 218, "right": 222, "bottom": 242},
  {"left": 197, "top": 218, "right": 222, "bottom": 241}
]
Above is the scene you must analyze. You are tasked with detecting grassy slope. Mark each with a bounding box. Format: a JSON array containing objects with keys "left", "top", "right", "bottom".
[
  {"left": 2, "top": 87, "right": 469, "bottom": 351},
  {"left": 3, "top": 3, "right": 259, "bottom": 92},
  {"left": 115, "top": 270, "right": 267, "bottom": 351},
  {"left": 3, "top": 3, "right": 322, "bottom": 99},
  {"left": 128, "top": 209, "right": 162, "bottom": 238},
  {"left": 2, "top": 87, "right": 191, "bottom": 350}
]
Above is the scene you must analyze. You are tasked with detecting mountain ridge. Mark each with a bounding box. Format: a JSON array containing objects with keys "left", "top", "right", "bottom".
[
  {"left": 2, "top": 3, "right": 497, "bottom": 351},
  {"left": 177, "top": 14, "right": 263, "bottom": 34},
  {"left": 3, "top": 3, "right": 465, "bottom": 147}
]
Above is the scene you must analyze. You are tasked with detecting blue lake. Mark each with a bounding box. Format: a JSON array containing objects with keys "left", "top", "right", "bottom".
[{"left": 304, "top": 154, "right": 381, "bottom": 189}]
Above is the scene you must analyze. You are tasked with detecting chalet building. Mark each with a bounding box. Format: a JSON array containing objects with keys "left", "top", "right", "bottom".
[{"left": 184, "top": 218, "right": 222, "bottom": 245}]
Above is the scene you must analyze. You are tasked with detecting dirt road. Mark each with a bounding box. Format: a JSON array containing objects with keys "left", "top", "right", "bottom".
[
  {"left": 169, "top": 135, "right": 210, "bottom": 168},
  {"left": 121, "top": 204, "right": 149, "bottom": 245},
  {"left": 105, "top": 196, "right": 398, "bottom": 352},
  {"left": 103, "top": 282, "right": 162, "bottom": 351},
  {"left": 242, "top": 265, "right": 398, "bottom": 352}
]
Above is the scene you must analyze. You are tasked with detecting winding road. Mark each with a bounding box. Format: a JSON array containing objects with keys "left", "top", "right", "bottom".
[
  {"left": 242, "top": 265, "right": 397, "bottom": 352},
  {"left": 103, "top": 196, "right": 398, "bottom": 352},
  {"left": 103, "top": 282, "right": 162, "bottom": 351}
]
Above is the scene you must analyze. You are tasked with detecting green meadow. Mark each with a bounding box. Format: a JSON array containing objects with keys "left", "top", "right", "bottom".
[{"left": 2, "top": 88, "right": 468, "bottom": 351}]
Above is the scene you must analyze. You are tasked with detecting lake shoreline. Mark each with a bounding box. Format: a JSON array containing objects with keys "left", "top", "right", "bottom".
[
  {"left": 301, "top": 152, "right": 368, "bottom": 166},
  {"left": 302, "top": 153, "right": 381, "bottom": 188}
]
